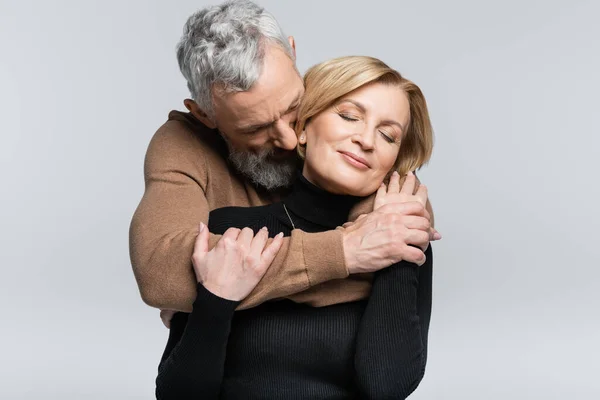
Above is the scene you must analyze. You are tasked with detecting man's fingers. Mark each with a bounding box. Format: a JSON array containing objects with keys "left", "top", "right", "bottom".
[
  {"left": 405, "top": 228, "right": 431, "bottom": 248},
  {"left": 378, "top": 201, "right": 430, "bottom": 221},
  {"left": 388, "top": 171, "right": 401, "bottom": 193},
  {"left": 430, "top": 227, "right": 442, "bottom": 241},
  {"left": 401, "top": 244, "right": 427, "bottom": 266},
  {"left": 400, "top": 170, "right": 416, "bottom": 195},
  {"left": 193, "top": 222, "right": 210, "bottom": 255},
  {"left": 401, "top": 215, "right": 431, "bottom": 232}
]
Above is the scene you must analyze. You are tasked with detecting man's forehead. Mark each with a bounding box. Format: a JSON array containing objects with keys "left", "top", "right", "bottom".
[{"left": 216, "top": 86, "right": 303, "bottom": 129}]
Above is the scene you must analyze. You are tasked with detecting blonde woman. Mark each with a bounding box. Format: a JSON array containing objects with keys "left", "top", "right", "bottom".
[{"left": 156, "top": 56, "right": 435, "bottom": 399}]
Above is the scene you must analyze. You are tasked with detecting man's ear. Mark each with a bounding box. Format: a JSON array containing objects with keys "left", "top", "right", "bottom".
[
  {"left": 184, "top": 99, "right": 217, "bottom": 129},
  {"left": 288, "top": 36, "right": 296, "bottom": 58}
]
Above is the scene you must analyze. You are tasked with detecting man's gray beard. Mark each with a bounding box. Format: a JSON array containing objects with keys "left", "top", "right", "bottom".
[{"left": 226, "top": 144, "right": 298, "bottom": 191}]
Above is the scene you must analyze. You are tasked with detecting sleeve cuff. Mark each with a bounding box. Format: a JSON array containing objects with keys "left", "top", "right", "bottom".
[
  {"left": 193, "top": 282, "right": 241, "bottom": 319},
  {"left": 301, "top": 229, "right": 349, "bottom": 286}
]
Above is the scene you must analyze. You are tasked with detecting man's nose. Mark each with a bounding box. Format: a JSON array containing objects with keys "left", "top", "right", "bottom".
[{"left": 272, "top": 119, "right": 298, "bottom": 151}]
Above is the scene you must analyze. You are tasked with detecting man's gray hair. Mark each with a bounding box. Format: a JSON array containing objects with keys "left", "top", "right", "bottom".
[{"left": 176, "top": 0, "right": 295, "bottom": 118}]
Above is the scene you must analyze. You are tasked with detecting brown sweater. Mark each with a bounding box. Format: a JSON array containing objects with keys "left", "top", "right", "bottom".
[{"left": 129, "top": 111, "right": 431, "bottom": 312}]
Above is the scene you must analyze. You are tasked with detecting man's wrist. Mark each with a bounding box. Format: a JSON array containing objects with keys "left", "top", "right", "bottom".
[{"left": 301, "top": 229, "right": 349, "bottom": 285}]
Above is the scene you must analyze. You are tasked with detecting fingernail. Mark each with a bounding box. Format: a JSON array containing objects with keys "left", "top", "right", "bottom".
[
  {"left": 277, "top": 232, "right": 284, "bottom": 238},
  {"left": 408, "top": 171, "right": 414, "bottom": 176},
  {"left": 261, "top": 226, "right": 268, "bottom": 232},
  {"left": 392, "top": 171, "right": 399, "bottom": 176},
  {"left": 433, "top": 232, "right": 442, "bottom": 240},
  {"left": 199, "top": 222, "right": 205, "bottom": 232}
]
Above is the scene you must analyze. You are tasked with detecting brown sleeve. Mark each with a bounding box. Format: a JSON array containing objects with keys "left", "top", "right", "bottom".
[
  {"left": 129, "top": 123, "right": 209, "bottom": 312},
  {"left": 238, "top": 229, "right": 348, "bottom": 310},
  {"left": 129, "top": 124, "right": 349, "bottom": 312}
]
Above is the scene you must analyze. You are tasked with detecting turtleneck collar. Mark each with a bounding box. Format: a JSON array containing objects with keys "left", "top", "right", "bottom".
[{"left": 283, "top": 172, "right": 362, "bottom": 230}]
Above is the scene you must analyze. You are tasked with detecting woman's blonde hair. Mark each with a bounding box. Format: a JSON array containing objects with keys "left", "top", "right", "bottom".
[{"left": 296, "top": 56, "right": 434, "bottom": 176}]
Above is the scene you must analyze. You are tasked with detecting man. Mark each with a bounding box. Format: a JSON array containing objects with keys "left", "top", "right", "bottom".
[{"left": 129, "top": 0, "right": 439, "bottom": 323}]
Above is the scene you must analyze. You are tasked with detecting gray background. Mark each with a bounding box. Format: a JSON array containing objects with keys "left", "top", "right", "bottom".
[{"left": 1, "top": 0, "right": 599, "bottom": 398}]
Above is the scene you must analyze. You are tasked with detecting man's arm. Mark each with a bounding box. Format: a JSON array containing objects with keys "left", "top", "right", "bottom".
[{"left": 129, "top": 122, "right": 349, "bottom": 312}]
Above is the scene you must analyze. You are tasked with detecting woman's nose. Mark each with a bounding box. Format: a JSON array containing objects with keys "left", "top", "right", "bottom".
[{"left": 351, "top": 126, "right": 375, "bottom": 150}]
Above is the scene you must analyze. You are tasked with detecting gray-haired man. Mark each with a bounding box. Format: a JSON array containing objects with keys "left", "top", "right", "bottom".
[{"left": 129, "top": 0, "right": 438, "bottom": 324}]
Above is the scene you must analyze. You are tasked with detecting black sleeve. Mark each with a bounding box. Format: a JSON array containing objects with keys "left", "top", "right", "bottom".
[
  {"left": 354, "top": 245, "right": 433, "bottom": 399},
  {"left": 155, "top": 282, "right": 240, "bottom": 400}
]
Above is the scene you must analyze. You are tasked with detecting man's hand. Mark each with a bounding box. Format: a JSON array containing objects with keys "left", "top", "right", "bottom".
[
  {"left": 342, "top": 171, "right": 440, "bottom": 274},
  {"left": 375, "top": 171, "right": 441, "bottom": 249}
]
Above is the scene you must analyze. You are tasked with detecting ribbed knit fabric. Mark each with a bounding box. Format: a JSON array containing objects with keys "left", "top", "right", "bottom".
[{"left": 155, "top": 173, "right": 433, "bottom": 399}]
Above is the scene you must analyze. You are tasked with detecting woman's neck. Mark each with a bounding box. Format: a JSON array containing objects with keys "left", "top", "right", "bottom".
[{"left": 283, "top": 172, "right": 361, "bottom": 230}]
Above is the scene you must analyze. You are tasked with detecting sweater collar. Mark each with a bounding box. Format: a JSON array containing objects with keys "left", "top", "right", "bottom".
[{"left": 283, "top": 173, "right": 361, "bottom": 229}]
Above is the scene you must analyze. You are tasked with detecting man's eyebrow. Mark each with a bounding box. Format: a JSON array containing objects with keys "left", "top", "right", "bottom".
[
  {"left": 239, "top": 92, "right": 303, "bottom": 133},
  {"left": 338, "top": 99, "right": 405, "bottom": 132},
  {"left": 240, "top": 120, "right": 275, "bottom": 133},
  {"left": 281, "top": 92, "right": 302, "bottom": 115}
]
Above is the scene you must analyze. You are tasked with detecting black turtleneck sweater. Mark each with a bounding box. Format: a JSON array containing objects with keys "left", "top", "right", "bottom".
[{"left": 155, "top": 174, "right": 433, "bottom": 400}]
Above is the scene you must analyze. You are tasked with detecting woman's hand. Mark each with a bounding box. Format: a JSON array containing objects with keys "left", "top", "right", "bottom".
[
  {"left": 192, "top": 223, "right": 284, "bottom": 301},
  {"left": 374, "top": 171, "right": 441, "bottom": 249},
  {"left": 374, "top": 171, "right": 426, "bottom": 210}
]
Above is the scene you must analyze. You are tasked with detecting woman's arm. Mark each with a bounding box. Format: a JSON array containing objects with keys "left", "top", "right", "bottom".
[
  {"left": 156, "top": 222, "right": 281, "bottom": 399},
  {"left": 354, "top": 245, "right": 433, "bottom": 399},
  {"left": 155, "top": 283, "right": 239, "bottom": 400}
]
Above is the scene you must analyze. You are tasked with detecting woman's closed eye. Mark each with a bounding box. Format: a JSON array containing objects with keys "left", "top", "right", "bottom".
[
  {"left": 339, "top": 113, "right": 359, "bottom": 122},
  {"left": 379, "top": 130, "right": 395, "bottom": 143},
  {"left": 338, "top": 113, "right": 396, "bottom": 144}
]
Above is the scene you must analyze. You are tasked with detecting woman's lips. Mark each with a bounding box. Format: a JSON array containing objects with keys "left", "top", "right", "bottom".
[{"left": 338, "top": 151, "right": 370, "bottom": 169}]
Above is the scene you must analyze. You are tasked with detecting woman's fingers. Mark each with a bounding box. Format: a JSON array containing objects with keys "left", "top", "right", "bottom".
[
  {"left": 193, "top": 222, "right": 210, "bottom": 256},
  {"left": 222, "top": 227, "right": 241, "bottom": 241},
  {"left": 237, "top": 227, "right": 254, "bottom": 250},
  {"left": 415, "top": 184, "right": 428, "bottom": 207},
  {"left": 260, "top": 232, "right": 284, "bottom": 271},
  {"left": 374, "top": 183, "right": 387, "bottom": 210},
  {"left": 400, "top": 171, "right": 416, "bottom": 195},
  {"left": 249, "top": 227, "right": 269, "bottom": 257},
  {"left": 388, "top": 171, "right": 401, "bottom": 193}
]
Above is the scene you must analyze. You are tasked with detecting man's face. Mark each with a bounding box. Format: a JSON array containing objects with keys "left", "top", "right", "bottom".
[{"left": 211, "top": 45, "right": 304, "bottom": 189}]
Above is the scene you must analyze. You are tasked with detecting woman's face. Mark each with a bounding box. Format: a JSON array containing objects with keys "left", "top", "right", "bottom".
[{"left": 301, "top": 82, "right": 410, "bottom": 196}]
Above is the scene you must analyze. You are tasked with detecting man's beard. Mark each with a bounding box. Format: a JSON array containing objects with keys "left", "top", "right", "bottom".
[{"left": 226, "top": 142, "right": 298, "bottom": 191}]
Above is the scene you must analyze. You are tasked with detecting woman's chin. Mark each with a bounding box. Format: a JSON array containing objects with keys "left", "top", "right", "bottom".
[{"left": 326, "top": 180, "right": 376, "bottom": 197}]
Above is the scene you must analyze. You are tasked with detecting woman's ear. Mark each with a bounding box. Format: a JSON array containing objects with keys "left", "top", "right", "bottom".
[{"left": 299, "top": 130, "right": 307, "bottom": 144}]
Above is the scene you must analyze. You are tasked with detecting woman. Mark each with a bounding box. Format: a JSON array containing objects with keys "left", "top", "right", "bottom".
[{"left": 156, "top": 56, "right": 435, "bottom": 399}]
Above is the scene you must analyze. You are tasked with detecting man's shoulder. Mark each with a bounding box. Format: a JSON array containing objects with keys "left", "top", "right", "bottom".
[
  {"left": 143, "top": 110, "right": 234, "bottom": 188},
  {"left": 148, "top": 110, "right": 227, "bottom": 157}
]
